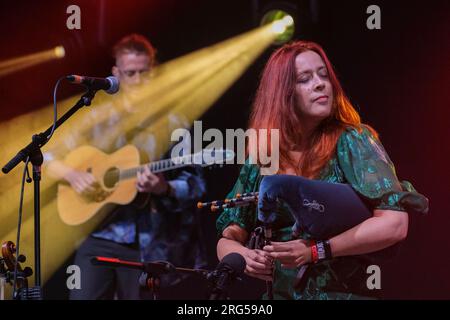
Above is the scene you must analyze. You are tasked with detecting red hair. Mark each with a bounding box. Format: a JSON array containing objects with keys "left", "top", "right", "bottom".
[{"left": 248, "top": 40, "right": 377, "bottom": 178}]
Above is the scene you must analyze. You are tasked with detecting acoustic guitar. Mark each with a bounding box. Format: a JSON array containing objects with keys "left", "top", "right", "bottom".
[{"left": 57, "top": 145, "right": 234, "bottom": 226}]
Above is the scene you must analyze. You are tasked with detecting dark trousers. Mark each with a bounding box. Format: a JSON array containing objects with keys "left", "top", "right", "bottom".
[{"left": 69, "top": 236, "right": 148, "bottom": 300}]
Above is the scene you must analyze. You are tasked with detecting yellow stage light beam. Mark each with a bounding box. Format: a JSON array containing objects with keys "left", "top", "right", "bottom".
[
  {"left": 0, "top": 46, "right": 65, "bottom": 77},
  {"left": 0, "top": 20, "right": 285, "bottom": 289}
]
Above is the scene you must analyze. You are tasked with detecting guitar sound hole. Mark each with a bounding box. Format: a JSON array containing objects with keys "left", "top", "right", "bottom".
[{"left": 104, "top": 167, "right": 120, "bottom": 188}]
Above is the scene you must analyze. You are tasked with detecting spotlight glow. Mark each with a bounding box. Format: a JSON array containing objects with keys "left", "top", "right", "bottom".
[
  {"left": 54, "top": 46, "right": 66, "bottom": 58},
  {"left": 261, "top": 10, "right": 295, "bottom": 45},
  {"left": 0, "top": 45, "right": 66, "bottom": 78},
  {"left": 282, "top": 15, "right": 294, "bottom": 27},
  {"left": 271, "top": 20, "right": 287, "bottom": 34}
]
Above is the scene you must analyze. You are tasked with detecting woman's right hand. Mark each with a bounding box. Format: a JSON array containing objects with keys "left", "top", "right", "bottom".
[
  {"left": 242, "top": 248, "right": 274, "bottom": 281},
  {"left": 64, "top": 169, "right": 99, "bottom": 195},
  {"left": 218, "top": 226, "right": 273, "bottom": 281}
]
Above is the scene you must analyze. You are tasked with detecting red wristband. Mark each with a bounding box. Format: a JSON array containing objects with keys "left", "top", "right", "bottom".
[{"left": 310, "top": 242, "right": 319, "bottom": 263}]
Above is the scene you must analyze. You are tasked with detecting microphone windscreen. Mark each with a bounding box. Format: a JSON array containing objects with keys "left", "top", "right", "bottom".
[
  {"left": 106, "top": 76, "right": 120, "bottom": 94},
  {"left": 218, "top": 252, "right": 246, "bottom": 275}
]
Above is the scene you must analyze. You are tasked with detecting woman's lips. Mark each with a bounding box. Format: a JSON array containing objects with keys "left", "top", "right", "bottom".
[{"left": 314, "top": 96, "right": 328, "bottom": 103}]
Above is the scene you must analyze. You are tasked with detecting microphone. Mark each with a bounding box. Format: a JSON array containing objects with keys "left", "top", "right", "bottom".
[
  {"left": 66, "top": 75, "right": 119, "bottom": 94},
  {"left": 207, "top": 252, "right": 246, "bottom": 300}
]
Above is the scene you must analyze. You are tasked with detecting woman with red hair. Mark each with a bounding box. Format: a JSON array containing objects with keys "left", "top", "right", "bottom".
[{"left": 216, "top": 41, "right": 428, "bottom": 299}]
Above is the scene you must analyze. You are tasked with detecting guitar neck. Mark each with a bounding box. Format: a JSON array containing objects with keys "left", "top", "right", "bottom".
[{"left": 119, "top": 156, "right": 192, "bottom": 180}]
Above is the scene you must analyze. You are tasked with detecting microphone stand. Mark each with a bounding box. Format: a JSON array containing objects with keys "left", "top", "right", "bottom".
[
  {"left": 140, "top": 261, "right": 177, "bottom": 300},
  {"left": 2, "top": 88, "right": 99, "bottom": 299},
  {"left": 207, "top": 267, "right": 236, "bottom": 300},
  {"left": 263, "top": 225, "right": 274, "bottom": 300},
  {"left": 91, "top": 256, "right": 209, "bottom": 300}
]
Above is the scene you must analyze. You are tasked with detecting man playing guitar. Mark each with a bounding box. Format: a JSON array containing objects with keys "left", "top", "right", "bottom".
[{"left": 45, "top": 34, "right": 207, "bottom": 300}]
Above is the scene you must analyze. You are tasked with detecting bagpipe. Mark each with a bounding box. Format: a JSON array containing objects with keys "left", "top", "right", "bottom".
[
  {"left": 199, "top": 174, "right": 372, "bottom": 240},
  {"left": 199, "top": 174, "right": 373, "bottom": 299}
]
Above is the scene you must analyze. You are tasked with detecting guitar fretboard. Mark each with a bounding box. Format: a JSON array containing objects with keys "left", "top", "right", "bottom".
[{"left": 118, "top": 155, "right": 194, "bottom": 180}]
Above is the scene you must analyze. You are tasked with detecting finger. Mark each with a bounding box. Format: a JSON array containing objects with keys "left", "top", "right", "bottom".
[
  {"left": 249, "top": 251, "right": 273, "bottom": 265},
  {"left": 136, "top": 173, "right": 144, "bottom": 190},
  {"left": 247, "top": 260, "right": 271, "bottom": 271},
  {"left": 295, "top": 257, "right": 307, "bottom": 267},
  {"left": 246, "top": 259, "right": 273, "bottom": 271},
  {"left": 136, "top": 181, "right": 150, "bottom": 192},
  {"left": 268, "top": 241, "right": 284, "bottom": 245},
  {"left": 79, "top": 181, "right": 95, "bottom": 193},
  {"left": 81, "top": 179, "right": 97, "bottom": 192},
  {"left": 251, "top": 251, "right": 272, "bottom": 265},
  {"left": 72, "top": 183, "right": 82, "bottom": 194},
  {"left": 85, "top": 173, "right": 97, "bottom": 185},
  {"left": 264, "top": 242, "right": 292, "bottom": 251},
  {"left": 251, "top": 249, "right": 272, "bottom": 264},
  {"left": 254, "top": 249, "right": 272, "bottom": 258},
  {"left": 144, "top": 166, "right": 156, "bottom": 180},
  {"left": 137, "top": 172, "right": 147, "bottom": 186},
  {"left": 267, "top": 251, "right": 292, "bottom": 259},
  {"left": 264, "top": 244, "right": 290, "bottom": 252},
  {"left": 143, "top": 173, "right": 158, "bottom": 186},
  {"left": 246, "top": 265, "right": 273, "bottom": 276},
  {"left": 76, "top": 182, "right": 92, "bottom": 194}
]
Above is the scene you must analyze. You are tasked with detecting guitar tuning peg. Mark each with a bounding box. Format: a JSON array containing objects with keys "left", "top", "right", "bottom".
[{"left": 23, "top": 267, "right": 33, "bottom": 277}]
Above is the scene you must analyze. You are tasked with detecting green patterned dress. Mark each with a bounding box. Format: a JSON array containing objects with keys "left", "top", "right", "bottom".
[{"left": 216, "top": 125, "right": 429, "bottom": 300}]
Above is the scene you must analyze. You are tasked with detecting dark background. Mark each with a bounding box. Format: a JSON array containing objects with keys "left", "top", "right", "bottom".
[{"left": 0, "top": 0, "right": 449, "bottom": 299}]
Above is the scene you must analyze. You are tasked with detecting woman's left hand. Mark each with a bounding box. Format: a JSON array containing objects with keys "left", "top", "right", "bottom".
[{"left": 263, "top": 240, "right": 312, "bottom": 268}]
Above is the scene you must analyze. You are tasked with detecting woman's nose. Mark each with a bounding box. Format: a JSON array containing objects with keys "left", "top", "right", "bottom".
[
  {"left": 316, "top": 82, "right": 325, "bottom": 91},
  {"left": 313, "top": 75, "right": 325, "bottom": 91}
]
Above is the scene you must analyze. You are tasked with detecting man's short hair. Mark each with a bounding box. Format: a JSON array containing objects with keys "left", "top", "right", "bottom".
[{"left": 112, "top": 33, "right": 156, "bottom": 67}]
